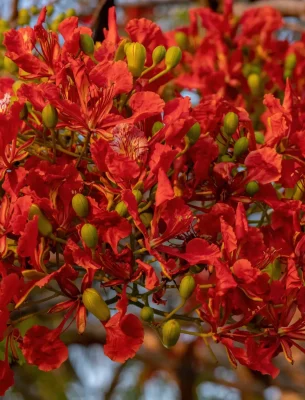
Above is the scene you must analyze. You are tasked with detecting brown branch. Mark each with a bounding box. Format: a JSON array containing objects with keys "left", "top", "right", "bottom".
[{"left": 10, "top": 0, "right": 19, "bottom": 27}]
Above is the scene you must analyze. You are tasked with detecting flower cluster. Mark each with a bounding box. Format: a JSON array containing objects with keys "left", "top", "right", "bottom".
[{"left": 1, "top": 1, "right": 305, "bottom": 393}]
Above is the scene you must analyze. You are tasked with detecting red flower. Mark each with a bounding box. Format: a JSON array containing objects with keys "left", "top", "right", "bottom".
[
  {"left": 20, "top": 325, "right": 68, "bottom": 371},
  {"left": 0, "top": 361, "right": 14, "bottom": 396}
]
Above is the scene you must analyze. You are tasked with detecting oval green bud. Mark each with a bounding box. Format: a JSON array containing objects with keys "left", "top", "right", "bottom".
[
  {"left": 55, "top": 12, "right": 66, "bottom": 23},
  {"left": 81, "top": 223, "right": 98, "bottom": 248},
  {"left": 165, "top": 46, "right": 182, "bottom": 70},
  {"left": 152, "top": 121, "right": 164, "bottom": 135},
  {"left": 233, "top": 137, "right": 249, "bottom": 158},
  {"left": 4, "top": 56, "right": 18, "bottom": 74},
  {"left": 42, "top": 104, "right": 58, "bottom": 128},
  {"left": 255, "top": 131, "right": 265, "bottom": 144},
  {"left": 247, "top": 73, "right": 262, "bottom": 97},
  {"left": 132, "top": 189, "right": 142, "bottom": 204},
  {"left": 66, "top": 8, "right": 76, "bottom": 17},
  {"left": 285, "top": 53, "right": 297, "bottom": 71},
  {"left": 174, "top": 32, "right": 189, "bottom": 51},
  {"left": 72, "top": 193, "right": 89, "bottom": 218},
  {"left": 80, "top": 34, "right": 95, "bottom": 55},
  {"left": 223, "top": 112, "right": 239, "bottom": 137},
  {"left": 162, "top": 319, "right": 181, "bottom": 348},
  {"left": 46, "top": 5, "right": 54, "bottom": 16},
  {"left": 29, "top": 204, "right": 53, "bottom": 237},
  {"left": 115, "top": 201, "right": 128, "bottom": 217},
  {"left": 30, "top": 5, "right": 39, "bottom": 15},
  {"left": 125, "top": 42, "right": 146, "bottom": 77},
  {"left": 245, "top": 181, "right": 260, "bottom": 196},
  {"left": 221, "top": 155, "right": 234, "bottom": 162},
  {"left": 140, "top": 212, "right": 153, "bottom": 228},
  {"left": 115, "top": 38, "right": 131, "bottom": 61},
  {"left": 152, "top": 45, "right": 166, "bottom": 65},
  {"left": 82, "top": 288, "right": 110, "bottom": 322},
  {"left": 179, "top": 275, "right": 196, "bottom": 300},
  {"left": 284, "top": 68, "right": 293, "bottom": 80},
  {"left": 293, "top": 180, "right": 305, "bottom": 200},
  {"left": 186, "top": 122, "right": 201, "bottom": 145},
  {"left": 140, "top": 306, "right": 154, "bottom": 322}
]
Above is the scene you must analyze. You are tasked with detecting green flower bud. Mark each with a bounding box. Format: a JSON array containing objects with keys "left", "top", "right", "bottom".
[
  {"left": 80, "top": 34, "right": 95, "bottom": 55},
  {"left": 66, "top": 8, "right": 76, "bottom": 17},
  {"left": 46, "top": 5, "right": 54, "bottom": 16},
  {"left": 140, "top": 306, "right": 154, "bottom": 322},
  {"left": 245, "top": 181, "right": 260, "bottom": 196},
  {"left": 247, "top": 73, "right": 262, "bottom": 97},
  {"left": 293, "top": 180, "right": 305, "bottom": 200},
  {"left": 55, "top": 12, "right": 66, "bottom": 23},
  {"left": 72, "top": 193, "right": 89, "bottom": 218},
  {"left": 179, "top": 275, "right": 196, "bottom": 300},
  {"left": 115, "top": 38, "right": 131, "bottom": 61},
  {"left": 0, "top": 19, "right": 9, "bottom": 33},
  {"left": 42, "top": 104, "right": 58, "bottom": 129},
  {"left": 174, "top": 32, "right": 189, "bottom": 51},
  {"left": 115, "top": 201, "right": 128, "bottom": 217},
  {"left": 285, "top": 53, "right": 297, "bottom": 71},
  {"left": 140, "top": 212, "right": 153, "bottom": 228},
  {"left": 18, "top": 9, "right": 29, "bottom": 17},
  {"left": 233, "top": 137, "right": 249, "bottom": 158},
  {"left": 223, "top": 112, "right": 239, "bottom": 137},
  {"left": 284, "top": 68, "right": 293, "bottom": 80},
  {"left": 165, "top": 46, "right": 182, "bottom": 70},
  {"left": 152, "top": 121, "right": 164, "bottom": 135},
  {"left": 152, "top": 45, "right": 166, "bottom": 65},
  {"left": 221, "top": 155, "right": 234, "bottom": 162},
  {"left": 162, "top": 319, "right": 181, "bottom": 348},
  {"left": 4, "top": 57, "right": 18, "bottom": 74},
  {"left": 216, "top": 133, "right": 227, "bottom": 156},
  {"left": 81, "top": 223, "right": 98, "bottom": 248},
  {"left": 186, "top": 122, "right": 201, "bottom": 145},
  {"left": 30, "top": 5, "right": 39, "bottom": 15},
  {"left": 29, "top": 204, "right": 53, "bottom": 237},
  {"left": 82, "top": 288, "right": 110, "bottom": 321},
  {"left": 125, "top": 42, "right": 146, "bottom": 77},
  {"left": 132, "top": 189, "right": 142, "bottom": 204},
  {"left": 255, "top": 131, "right": 265, "bottom": 144}
]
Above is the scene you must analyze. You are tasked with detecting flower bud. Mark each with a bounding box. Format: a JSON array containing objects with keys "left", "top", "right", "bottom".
[
  {"left": 115, "top": 38, "right": 131, "bottom": 61},
  {"left": 72, "top": 193, "right": 89, "bottom": 218},
  {"left": 165, "top": 46, "right": 182, "bottom": 70},
  {"left": 255, "top": 131, "right": 265, "bottom": 144},
  {"left": 81, "top": 223, "right": 98, "bottom": 248},
  {"left": 247, "top": 73, "right": 262, "bottom": 97},
  {"left": 285, "top": 53, "right": 297, "bottom": 71},
  {"left": 29, "top": 204, "right": 53, "bottom": 237},
  {"left": 132, "top": 189, "right": 142, "bottom": 204},
  {"left": 125, "top": 42, "right": 146, "bottom": 77},
  {"left": 42, "top": 104, "right": 58, "bottom": 129},
  {"left": 140, "top": 212, "right": 153, "bottom": 228},
  {"left": 82, "top": 288, "right": 110, "bottom": 322},
  {"left": 179, "top": 275, "right": 196, "bottom": 300},
  {"left": 174, "top": 32, "right": 189, "bottom": 51},
  {"left": 245, "top": 181, "right": 260, "bottom": 196},
  {"left": 80, "top": 34, "right": 95, "bottom": 55},
  {"left": 4, "top": 56, "right": 18, "bottom": 74},
  {"left": 284, "top": 68, "right": 293, "bottom": 79},
  {"left": 233, "top": 137, "right": 249, "bottom": 158},
  {"left": 140, "top": 306, "right": 154, "bottom": 322},
  {"left": 66, "top": 8, "right": 76, "bottom": 17},
  {"left": 162, "top": 319, "right": 181, "bottom": 348},
  {"left": 115, "top": 201, "right": 128, "bottom": 217},
  {"left": 221, "top": 155, "right": 234, "bottom": 162},
  {"left": 186, "top": 122, "right": 201, "bottom": 145},
  {"left": 293, "top": 180, "right": 305, "bottom": 200},
  {"left": 223, "top": 112, "right": 239, "bottom": 137},
  {"left": 152, "top": 45, "right": 166, "bottom": 65},
  {"left": 30, "top": 5, "right": 39, "bottom": 15},
  {"left": 46, "top": 4, "right": 54, "bottom": 16},
  {"left": 152, "top": 121, "right": 164, "bottom": 135}
]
